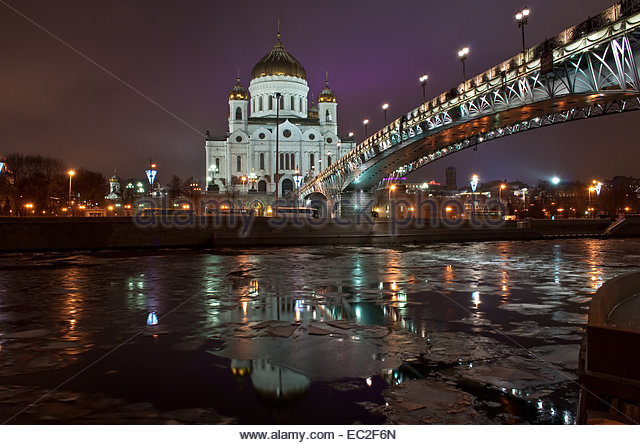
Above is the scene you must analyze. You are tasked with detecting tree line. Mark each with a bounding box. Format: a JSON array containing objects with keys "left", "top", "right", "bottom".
[{"left": 0, "top": 153, "right": 106, "bottom": 216}]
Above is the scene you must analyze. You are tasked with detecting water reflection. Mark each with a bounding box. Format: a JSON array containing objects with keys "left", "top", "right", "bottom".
[
  {"left": 231, "top": 359, "right": 311, "bottom": 404},
  {"left": 1, "top": 239, "right": 638, "bottom": 424}
]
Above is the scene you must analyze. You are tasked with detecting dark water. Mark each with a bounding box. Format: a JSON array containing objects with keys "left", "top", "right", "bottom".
[{"left": 1, "top": 238, "right": 639, "bottom": 424}]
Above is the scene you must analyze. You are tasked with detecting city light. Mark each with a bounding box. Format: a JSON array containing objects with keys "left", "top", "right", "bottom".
[
  {"left": 551, "top": 177, "right": 561, "bottom": 185},
  {"left": 516, "top": 7, "right": 531, "bottom": 54},
  {"left": 419, "top": 74, "right": 429, "bottom": 101},
  {"left": 146, "top": 312, "right": 158, "bottom": 326},
  {"left": 470, "top": 174, "right": 479, "bottom": 192}
]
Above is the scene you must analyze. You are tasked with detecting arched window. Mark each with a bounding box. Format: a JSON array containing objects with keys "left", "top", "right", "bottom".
[
  {"left": 291, "top": 96, "right": 295, "bottom": 110},
  {"left": 299, "top": 97, "right": 303, "bottom": 112},
  {"left": 269, "top": 96, "right": 273, "bottom": 110},
  {"left": 235, "top": 107, "right": 242, "bottom": 120},
  {"left": 280, "top": 97, "right": 284, "bottom": 110},
  {"left": 327, "top": 155, "right": 332, "bottom": 166},
  {"left": 280, "top": 153, "right": 285, "bottom": 170},
  {"left": 310, "top": 153, "right": 315, "bottom": 169},
  {"left": 215, "top": 158, "right": 220, "bottom": 172},
  {"left": 259, "top": 153, "right": 265, "bottom": 170},
  {"left": 285, "top": 154, "right": 290, "bottom": 170},
  {"left": 326, "top": 109, "right": 332, "bottom": 122},
  {"left": 236, "top": 155, "right": 241, "bottom": 172},
  {"left": 290, "top": 154, "right": 295, "bottom": 170},
  {"left": 259, "top": 97, "right": 263, "bottom": 111},
  {"left": 258, "top": 180, "right": 267, "bottom": 193}
]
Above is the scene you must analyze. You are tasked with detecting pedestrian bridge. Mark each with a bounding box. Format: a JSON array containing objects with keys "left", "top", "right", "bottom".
[{"left": 300, "top": 2, "right": 640, "bottom": 208}]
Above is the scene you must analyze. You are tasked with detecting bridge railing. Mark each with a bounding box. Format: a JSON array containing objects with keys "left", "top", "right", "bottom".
[{"left": 301, "top": 1, "right": 640, "bottom": 196}]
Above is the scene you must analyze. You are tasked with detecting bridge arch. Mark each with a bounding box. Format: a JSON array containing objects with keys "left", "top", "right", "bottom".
[{"left": 299, "top": 6, "right": 640, "bottom": 205}]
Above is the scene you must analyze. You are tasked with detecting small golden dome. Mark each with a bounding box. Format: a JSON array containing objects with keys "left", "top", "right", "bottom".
[
  {"left": 318, "top": 80, "right": 336, "bottom": 103},
  {"left": 229, "top": 77, "right": 248, "bottom": 101},
  {"left": 251, "top": 33, "right": 306, "bottom": 80}
]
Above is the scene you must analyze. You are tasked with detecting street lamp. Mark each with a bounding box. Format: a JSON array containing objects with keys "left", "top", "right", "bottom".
[
  {"left": 458, "top": 47, "right": 469, "bottom": 84},
  {"left": 363, "top": 119, "right": 369, "bottom": 139},
  {"left": 470, "top": 174, "right": 479, "bottom": 215},
  {"left": 588, "top": 186, "right": 596, "bottom": 217},
  {"left": 382, "top": 103, "right": 389, "bottom": 126},
  {"left": 551, "top": 176, "right": 561, "bottom": 185},
  {"left": 515, "top": 7, "right": 530, "bottom": 55},
  {"left": 348, "top": 131, "right": 354, "bottom": 140},
  {"left": 499, "top": 183, "right": 507, "bottom": 201},
  {"left": 68, "top": 170, "right": 75, "bottom": 216},
  {"left": 241, "top": 175, "right": 247, "bottom": 204},
  {"left": 419, "top": 75, "right": 429, "bottom": 102},
  {"left": 388, "top": 183, "right": 396, "bottom": 217},
  {"left": 293, "top": 169, "right": 303, "bottom": 206}
]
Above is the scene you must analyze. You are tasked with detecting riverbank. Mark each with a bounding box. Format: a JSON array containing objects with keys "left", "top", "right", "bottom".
[{"left": 0, "top": 216, "right": 630, "bottom": 252}]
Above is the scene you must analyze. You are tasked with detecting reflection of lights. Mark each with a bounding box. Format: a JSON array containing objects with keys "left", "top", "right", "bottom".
[
  {"left": 355, "top": 306, "right": 362, "bottom": 319},
  {"left": 242, "top": 301, "right": 248, "bottom": 315},
  {"left": 537, "top": 400, "right": 543, "bottom": 410},
  {"left": 472, "top": 291, "right": 481, "bottom": 309},
  {"left": 391, "top": 282, "right": 398, "bottom": 291},
  {"left": 146, "top": 312, "right": 158, "bottom": 326},
  {"left": 366, "top": 377, "right": 372, "bottom": 387},
  {"left": 379, "top": 282, "right": 384, "bottom": 290}
]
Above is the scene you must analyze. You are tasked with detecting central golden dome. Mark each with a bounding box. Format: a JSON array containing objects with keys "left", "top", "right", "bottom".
[{"left": 251, "top": 34, "right": 306, "bottom": 80}]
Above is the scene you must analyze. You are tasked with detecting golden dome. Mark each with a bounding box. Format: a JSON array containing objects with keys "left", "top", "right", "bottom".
[
  {"left": 229, "top": 77, "right": 248, "bottom": 100},
  {"left": 251, "top": 34, "right": 306, "bottom": 80},
  {"left": 318, "top": 80, "right": 336, "bottom": 103}
]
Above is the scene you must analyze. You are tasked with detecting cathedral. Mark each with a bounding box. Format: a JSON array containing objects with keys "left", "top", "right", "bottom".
[{"left": 204, "top": 31, "right": 355, "bottom": 202}]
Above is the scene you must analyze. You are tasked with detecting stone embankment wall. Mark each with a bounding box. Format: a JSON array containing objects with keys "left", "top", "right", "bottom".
[{"left": 0, "top": 217, "right": 635, "bottom": 252}]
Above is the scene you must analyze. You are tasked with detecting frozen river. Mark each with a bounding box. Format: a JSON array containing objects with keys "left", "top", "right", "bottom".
[{"left": 1, "top": 238, "right": 639, "bottom": 424}]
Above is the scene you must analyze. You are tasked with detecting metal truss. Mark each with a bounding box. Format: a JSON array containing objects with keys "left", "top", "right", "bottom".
[
  {"left": 402, "top": 97, "right": 640, "bottom": 177},
  {"left": 301, "top": 8, "right": 640, "bottom": 202}
]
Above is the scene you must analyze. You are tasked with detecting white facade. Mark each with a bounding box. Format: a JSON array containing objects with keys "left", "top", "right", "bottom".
[{"left": 205, "top": 34, "right": 354, "bottom": 197}]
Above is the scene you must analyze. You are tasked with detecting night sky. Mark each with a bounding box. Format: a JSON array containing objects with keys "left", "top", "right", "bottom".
[{"left": 1, "top": 0, "right": 638, "bottom": 186}]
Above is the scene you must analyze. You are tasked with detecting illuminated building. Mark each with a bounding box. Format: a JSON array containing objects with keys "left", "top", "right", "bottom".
[{"left": 204, "top": 30, "right": 356, "bottom": 207}]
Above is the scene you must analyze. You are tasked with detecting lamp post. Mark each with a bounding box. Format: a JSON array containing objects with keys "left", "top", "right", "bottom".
[
  {"left": 515, "top": 7, "right": 530, "bottom": 56},
  {"left": 388, "top": 184, "right": 396, "bottom": 218},
  {"left": 274, "top": 92, "right": 282, "bottom": 212},
  {"left": 419, "top": 74, "right": 429, "bottom": 102},
  {"left": 293, "top": 169, "right": 303, "bottom": 207},
  {"left": 363, "top": 119, "right": 369, "bottom": 139},
  {"left": 382, "top": 103, "right": 389, "bottom": 126},
  {"left": 458, "top": 47, "right": 469, "bottom": 85},
  {"left": 470, "top": 174, "right": 479, "bottom": 216},
  {"left": 241, "top": 175, "right": 247, "bottom": 205},
  {"left": 145, "top": 159, "right": 157, "bottom": 197},
  {"left": 588, "top": 186, "right": 596, "bottom": 217},
  {"left": 68, "top": 170, "right": 75, "bottom": 217},
  {"left": 499, "top": 183, "right": 506, "bottom": 201}
]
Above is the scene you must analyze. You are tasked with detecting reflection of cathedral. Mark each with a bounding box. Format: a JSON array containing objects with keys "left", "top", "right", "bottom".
[{"left": 204, "top": 31, "right": 355, "bottom": 202}]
